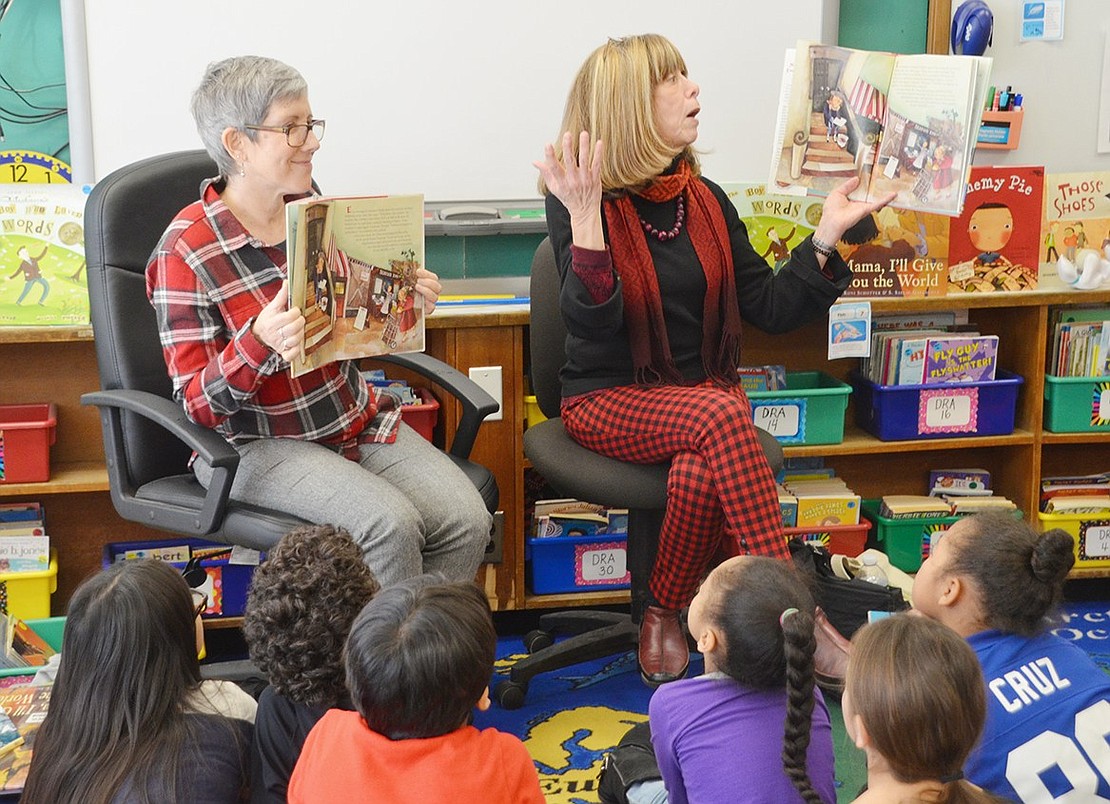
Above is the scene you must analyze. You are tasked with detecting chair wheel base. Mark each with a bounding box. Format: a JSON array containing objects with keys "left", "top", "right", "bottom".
[
  {"left": 524, "top": 629, "right": 554, "bottom": 653},
  {"left": 493, "top": 678, "right": 528, "bottom": 710}
]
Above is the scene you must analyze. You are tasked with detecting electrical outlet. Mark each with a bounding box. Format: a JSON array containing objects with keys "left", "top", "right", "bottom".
[
  {"left": 483, "top": 511, "right": 504, "bottom": 564},
  {"left": 468, "top": 365, "right": 503, "bottom": 421}
]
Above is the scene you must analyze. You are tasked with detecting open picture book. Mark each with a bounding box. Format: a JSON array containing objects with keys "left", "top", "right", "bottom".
[
  {"left": 768, "top": 41, "right": 992, "bottom": 217},
  {"left": 285, "top": 194, "right": 425, "bottom": 378}
]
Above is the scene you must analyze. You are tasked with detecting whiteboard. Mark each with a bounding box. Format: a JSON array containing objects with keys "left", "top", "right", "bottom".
[
  {"left": 63, "top": 0, "right": 836, "bottom": 200},
  {"left": 968, "top": 0, "right": 1110, "bottom": 173}
]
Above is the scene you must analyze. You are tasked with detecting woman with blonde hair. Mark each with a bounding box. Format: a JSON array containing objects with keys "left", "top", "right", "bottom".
[{"left": 534, "top": 33, "right": 893, "bottom": 684}]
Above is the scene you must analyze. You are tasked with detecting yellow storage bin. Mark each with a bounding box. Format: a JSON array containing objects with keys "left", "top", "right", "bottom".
[
  {"left": 0, "top": 549, "right": 57, "bottom": 620},
  {"left": 524, "top": 395, "right": 548, "bottom": 429},
  {"left": 1038, "top": 511, "right": 1110, "bottom": 569}
]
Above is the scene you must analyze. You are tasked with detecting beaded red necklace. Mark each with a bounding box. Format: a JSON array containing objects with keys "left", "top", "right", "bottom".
[{"left": 639, "top": 193, "right": 685, "bottom": 241}]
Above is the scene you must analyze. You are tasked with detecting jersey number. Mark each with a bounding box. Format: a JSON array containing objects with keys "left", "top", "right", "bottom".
[{"left": 1006, "top": 700, "right": 1110, "bottom": 801}]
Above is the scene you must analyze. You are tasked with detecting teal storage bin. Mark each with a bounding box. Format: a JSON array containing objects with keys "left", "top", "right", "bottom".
[
  {"left": 747, "top": 371, "right": 852, "bottom": 445},
  {"left": 1044, "top": 374, "right": 1110, "bottom": 433},
  {"left": 0, "top": 616, "right": 64, "bottom": 678}
]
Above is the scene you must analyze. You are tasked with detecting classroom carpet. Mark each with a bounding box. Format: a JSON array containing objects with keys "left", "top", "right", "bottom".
[{"left": 478, "top": 600, "right": 1110, "bottom": 804}]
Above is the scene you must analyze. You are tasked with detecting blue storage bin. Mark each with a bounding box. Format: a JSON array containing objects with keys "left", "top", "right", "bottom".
[
  {"left": 850, "top": 370, "right": 1023, "bottom": 441},
  {"left": 103, "top": 537, "right": 262, "bottom": 618},
  {"left": 526, "top": 533, "right": 631, "bottom": 594}
]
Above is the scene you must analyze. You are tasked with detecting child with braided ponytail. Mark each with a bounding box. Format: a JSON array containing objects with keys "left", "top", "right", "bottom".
[{"left": 639, "top": 555, "right": 834, "bottom": 804}]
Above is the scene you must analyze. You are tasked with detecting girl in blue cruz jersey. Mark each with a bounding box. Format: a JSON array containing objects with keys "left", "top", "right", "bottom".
[{"left": 912, "top": 512, "right": 1110, "bottom": 803}]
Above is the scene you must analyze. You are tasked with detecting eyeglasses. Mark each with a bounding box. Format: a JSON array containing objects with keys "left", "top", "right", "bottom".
[
  {"left": 190, "top": 588, "right": 209, "bottom": 619},
  {"left": 244, "top": 118, "right": 326, "bottom": 147}
]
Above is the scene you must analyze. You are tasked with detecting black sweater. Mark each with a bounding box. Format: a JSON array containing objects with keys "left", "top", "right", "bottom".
[{"left": 546, "top": 177, "right": 853, "bottom": 399}]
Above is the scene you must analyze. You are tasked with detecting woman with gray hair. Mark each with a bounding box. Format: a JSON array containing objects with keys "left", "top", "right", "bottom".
[{"left": 146, "top": 56, "right": 490, "bottom": 586}]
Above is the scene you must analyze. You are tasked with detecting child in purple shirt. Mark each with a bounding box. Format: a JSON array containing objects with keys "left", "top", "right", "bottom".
[{"left": 642, "top": 556, "right": 836, "bottom": 804}]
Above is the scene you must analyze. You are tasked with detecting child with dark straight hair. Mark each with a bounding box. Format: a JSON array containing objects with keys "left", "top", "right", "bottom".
[
  {"left": 639, "top": 555, "right": 834, "bottom": 804},
  {"left": 844, "top": 614, "right": 1009, "bottom": 803},
  {"left": 287, "top": 576, "right": 544, "bottom": 803},
  {"left": 913, "top": 513, "right": 1110, "bottom": 801}
]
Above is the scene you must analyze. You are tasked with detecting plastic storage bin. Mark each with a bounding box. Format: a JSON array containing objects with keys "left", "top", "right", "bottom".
[
  {"left": 400, "top": 388, "right": 440, "bottom": 442},
  {"left": 526, "top": 532, "right": 631, "bottom": 594},
  {"left": 785, "top": 520, "right": 872, "bottom": 557},
  {"left": 103, "top": 538, "right": 261, "bottom": 618},
  {"left": 747, "top": 371, "right": 852, "bottom": 445},
  {"left": 1043, "top": 374, "right": 1110, "bottom": 433},
  {"left": 1038, "top": 511, "right": 1110, "bottom": 568},
  {"left": 0, "top": 403, "right": 57, "bottom": 484},
  {"left": 0, "top": 549, "right": 57, "bottom": 620},
  {"left": 0, "top": 616, "right": 64, "bottom": 678},
  {"left": 850, "top": 371, "right": 1023, "bottom": 441}
]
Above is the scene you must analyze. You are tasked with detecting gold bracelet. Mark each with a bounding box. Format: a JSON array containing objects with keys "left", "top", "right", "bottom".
[{"left": 811, "top": 236, "right": 836, "bottom": 258}]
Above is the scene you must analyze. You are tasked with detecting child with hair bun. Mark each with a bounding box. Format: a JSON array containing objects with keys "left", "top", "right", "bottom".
[
  {"left": 844, "top": 614, "right": 1008, "bottom": 803},
  {"left": 643, "top": 555, "right": 835, "bottom": 804},
  {"left": 913, "top": 512, "right": 1110, "bottom": 802}
]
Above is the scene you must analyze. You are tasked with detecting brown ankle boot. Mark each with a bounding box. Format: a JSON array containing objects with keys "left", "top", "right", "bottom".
[{"left": 638, "top": 605, "right": 689, "bottom": 686}]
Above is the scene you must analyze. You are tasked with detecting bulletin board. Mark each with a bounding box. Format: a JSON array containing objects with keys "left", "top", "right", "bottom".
[{"left": 62, "top": 0, "right": 837, "bottom": 198}]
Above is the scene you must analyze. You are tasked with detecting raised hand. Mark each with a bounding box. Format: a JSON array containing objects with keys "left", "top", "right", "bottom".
[
  {"left": 534, "top": 131, "right": 605, "bottom": 250},
  {"left": 814, "top": 176, "right": 898, "bottom": 244}
]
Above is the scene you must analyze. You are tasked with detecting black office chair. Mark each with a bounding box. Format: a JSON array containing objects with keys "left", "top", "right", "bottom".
[
  {"left": 81, "top": 149, "right": 499, "bottom": 555},
  {"left": 493, "top": 237, "right": 783, "bottom": 709}
]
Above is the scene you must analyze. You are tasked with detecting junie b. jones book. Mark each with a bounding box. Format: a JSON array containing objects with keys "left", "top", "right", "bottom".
[
  {"left": 768, "top": 41, "right": 992, "bottom": 217},
  {"left": 285, "top": 194, "right": 425, "bottom": 378}
]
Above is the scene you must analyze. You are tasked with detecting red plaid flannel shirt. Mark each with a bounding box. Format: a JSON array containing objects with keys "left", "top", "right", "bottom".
[{"left": 146, "top": 179, "right": 399, "bottom": 458}]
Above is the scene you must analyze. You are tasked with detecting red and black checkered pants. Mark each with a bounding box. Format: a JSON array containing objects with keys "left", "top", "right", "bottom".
[{"left": 562, "top": 381, "right": 786, "bottom": 609}]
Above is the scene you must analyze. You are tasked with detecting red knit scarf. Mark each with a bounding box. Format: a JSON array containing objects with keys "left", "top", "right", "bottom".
[{"left": 603, "top": 160, "right": 742, "bottom": 387}]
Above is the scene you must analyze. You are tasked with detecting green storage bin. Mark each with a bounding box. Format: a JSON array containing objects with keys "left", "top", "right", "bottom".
[
  {"left": 1044, "top": 374, "right": 1110, "bottom": 433},
  {"left": 748, "top": 371, "right": 852, "bottom": 445},
  {"left": 861, "top": 499, "right": 960, "bottom": 572},
  {"left": 0, "top": 615, "right": 64, "bottom": 678}
]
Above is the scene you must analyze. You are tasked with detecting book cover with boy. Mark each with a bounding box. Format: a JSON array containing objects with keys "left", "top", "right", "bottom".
[
  {"left": 1040, "top": 170, "right": 1110, "bottom": 285},
  {"left": 286, "top": 194, "right": 426, "bottom": 378},
  {"left": 723, "top": 182, "right": 821, "bottom": 271},
  {"left": 947, "top": 165, "right": 1043, "bottom": 292},
  {"left": 0, "top": 184, "right": 90, "bottom": 326}
]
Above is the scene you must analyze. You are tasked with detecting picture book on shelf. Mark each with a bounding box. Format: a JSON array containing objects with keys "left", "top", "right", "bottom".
[
  {"left": 1040, "top": 170, "right": 1110, "bottom": 287},
  {"left": 768, "top": 41, "right": 992, "bottom": 216},
  {"left": 723, "top": 182, "right": 821, "bottom": 271},
  {"left": 922, "top": 335, "right": 999, "bottom": 384},
  {"left": 0, "top": 184, "right": 90, "bottom": 327},
  {"left": 0, "top": 683, "right": 51, "bottom": 793},
  {"left": 838, "top": 207, "right": 949, "bottom": 298},
  {"left": 285, "top": 194, "right": 425, "bottom": 378},
  {"left": 947, "top": 165, "right": 1043, "bottom": 293}
]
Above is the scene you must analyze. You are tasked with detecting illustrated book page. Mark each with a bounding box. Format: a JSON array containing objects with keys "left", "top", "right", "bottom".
[
  {"left": 286, "top": 194, "right": 425, "bottom": 378},
  {"left": 768, "top": 41, "right": 991, "bottom": 217}
]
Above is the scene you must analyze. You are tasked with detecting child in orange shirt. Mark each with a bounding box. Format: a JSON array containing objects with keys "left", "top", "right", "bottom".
[{"left": 288, "top": 576, "right": 544, "bottom": 803}]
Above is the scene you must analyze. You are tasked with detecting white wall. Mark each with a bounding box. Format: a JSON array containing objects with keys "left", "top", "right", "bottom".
[
  {"left": 968, "top": 0, "right": 1110, "bottom": 172},
  {"left": 64, "top": 0, "right": 836, "bottom": 199}
]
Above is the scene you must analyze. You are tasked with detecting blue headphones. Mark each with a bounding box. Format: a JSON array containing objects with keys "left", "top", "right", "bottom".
[{"left": 951, "top": 0, "right": 994, "bottom": 56}]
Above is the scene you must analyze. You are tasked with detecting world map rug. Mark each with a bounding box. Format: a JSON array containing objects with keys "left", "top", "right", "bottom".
[{"left": 475, "top": 635, "right": 867, "bottom": 804}]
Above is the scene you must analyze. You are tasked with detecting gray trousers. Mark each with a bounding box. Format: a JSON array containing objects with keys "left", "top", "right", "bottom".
[{"left": 194, "top": 423, "right": 491, "bottom": 586}]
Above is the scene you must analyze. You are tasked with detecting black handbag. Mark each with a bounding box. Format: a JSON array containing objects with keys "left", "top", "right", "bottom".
[{"left": 789, "top": 538, "right": 909, "bottom": 639}]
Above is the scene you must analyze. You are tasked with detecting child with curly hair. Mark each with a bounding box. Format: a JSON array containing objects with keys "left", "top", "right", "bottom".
[{"left": 243, "top": 525, "right": 380, "bottom": 803}]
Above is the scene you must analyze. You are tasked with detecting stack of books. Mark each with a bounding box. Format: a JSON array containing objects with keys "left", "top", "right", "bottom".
[
  {"left": 862, "top": 329, "right": 999, "bottom": 386},
  {"left": 782, "top": 476, "right": 861, "bottom": 527},
  {"left": 0, "top": 504, "right": 49, "bottom": 575},
  {"left": 532, "top": 499, "right": 628, "bottom": 538},
  {"left": 737, "top": 364, "right": 786, "bottom": 393},
  {"left": 0, "top": 616, "right": 55, "bottom": 672},
  {"left": 1040, "top": 473, "right": 1110, "bottom": 514}
]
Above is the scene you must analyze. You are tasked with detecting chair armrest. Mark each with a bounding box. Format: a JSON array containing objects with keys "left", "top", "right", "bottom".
[
  {"left": 81, "top": 389, "right": 239, "bottom": 534},
  {"left": 82, "top": 389, "right": 239, "bottom": 467},
  {"left": 372, "top": 352, "right": 499, "bottom": 459}
]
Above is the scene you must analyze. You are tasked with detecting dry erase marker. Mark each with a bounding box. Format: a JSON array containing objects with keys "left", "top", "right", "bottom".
[{"left": 1013, "top": 93, "right": 1023, "bottom": 110}]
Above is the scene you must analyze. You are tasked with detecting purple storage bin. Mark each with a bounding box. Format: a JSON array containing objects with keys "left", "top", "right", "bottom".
[{"left": 850, "top": 370, "right": 1023, "bottom": 441}]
